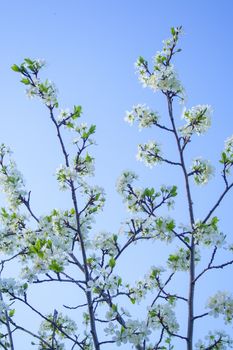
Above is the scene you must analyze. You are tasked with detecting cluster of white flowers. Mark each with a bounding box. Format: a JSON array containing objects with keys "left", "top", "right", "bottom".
[
  {"left": 20, "top": 210, "right": 75, "bottom": 279},
  {"left": 105, "top": 305, "right": 131, "bottom": 322},
  {"left": 179, "top": 105, "right": 212, "bottom": 137},
  {"left": 135, "top": 58, "right": 183, "bottom": 96},
  {"left": 154, "top": 217, "right": 176, "bottom": 242},
  {"left": 128, "top": 216, "right": 175, "bottom": 242},
  {"left": 0, "top": 158, "right": 27, "bottom": 210},
  {"left": 73, "top": 153, "right": 95, "bottom": 177},
  {"left": 38, "top": 312, "right": 77, "bottom": 350},
  {"left": 148, "top": 303, "right": 179, "bottom": 333},
  {"left": 124, "top": 104, "right": 159, "bottom": 129},
  {"left": 87, "top": 270, "right": 122, "bottom": 295},
  {"left": 56, "top": 164, "right": 78, "bottom": 190},
  {"left": 207, "top": 291, "right": 233, "bottom": 324},
  {"left": 194, "top": 218, "right": 225, "bottom": 247},
  {"left": 136, "top": 141, "right": 162, "bottom": 168},
  {"left": 92, "top": 231, "right": 119, "bottom": 256},
  {"left": 221, "top": 135, "right": 233, "bottom": 175},
  {"left": 195, "top": 330, "right": 233, "bottom": 350},
  {"left": 27, "top": 79, "right": 58, "bottom": 107},
  {"left": 128, "top": 266, "right": 165, "bottom": 303},
  {"left": 167, "top": 247, "right": 200, "bottom": 271},
  {"left": 0, "top": 208, "right": 27, "bottom": 254},
  {"left": 0, "top": 278, "right": 28, "bottom": 296},
  {"left": 105, "top": 319, "right": 150, "bottom": 347},
  {"left": 191, "top": 158, "right": 214, "bottom": 185},
  {"left": 225, "top": 135, "right": 233, "bottom": 155},
  {"left": 57, "top": 108, "right": 71, "bottom": 122},
  {"left": 116, "top": 171, "right": 138, "bottom": 195},
  {"left": 80, "top": 181, "right": 105, "bottom": 216}
]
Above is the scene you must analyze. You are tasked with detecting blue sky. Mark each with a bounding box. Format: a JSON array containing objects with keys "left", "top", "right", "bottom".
[{"left": 0, "top": 1, "right": 233, "bottom": 348}]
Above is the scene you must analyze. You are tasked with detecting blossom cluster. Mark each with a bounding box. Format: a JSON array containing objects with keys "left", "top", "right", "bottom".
[
  {"left": 105, "top": 319, "right": 150, "bottom": 347},
  {"left": 135, "top": 27, "right": 184, "bottom": 96},
  {"left": 221, "top": 135, "right": 233, "bottom": 175},
  {"left": 38, "top": 312, "right": 77, "bottom": 350},
  {"left": 125, "top": 216, "right": 176, "bottom": 243},
  {"left": 148, "top": 302, "right": 179, "bottom": 333},
  {"left": 124, "top": 104, "right": 160, "bottom": 129},
  {"left": 0, "top": 208, "right": 27, "bottom": 254},
  {"left": 191, "top": 158, "right": 214, "bottom": 185},
  {"left": 136, "top": 141, "right": 162, "bottom": 168},
  {"left": 92, "top": 231, "right": 119, "bottom": 256},
  {"left": 0, "top": 278, "right": 28, "bottom": 297},
  {"left": 0, "top": 145, "right": 27, "bottom": 210},
  {"left": 116, "top": 170, "right": 138, "bottom": 196},
  {"left": 195, "top": 330, "right": 233, "bottom": 350},
  {"left": 56, "top": 164, "right": 79, "bottom": 190},
  {"left": 12, "top": 58, "right": 58, "bottom": 107},
  {"left": 127, "top": 266, "right": 166, "bottom": 303},
  {"left": 207, "top": 291, "right": 233, "bottom": 324},
  {"left": 179, "top": 105, "right": 212, "bottom": 137},
  {"left": 167, "top": 247, "right": 200, "bottom": 271},
  {"left": 194, "top": 217, "right": 225, "bottom": 247},
  {"left": 80, "top": 181, "right": 105, "bottom": 216}
]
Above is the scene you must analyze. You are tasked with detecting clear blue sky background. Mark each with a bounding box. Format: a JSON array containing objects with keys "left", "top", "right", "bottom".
[{"left": 0, "top": 1, "right": 233, "bottom": 348}]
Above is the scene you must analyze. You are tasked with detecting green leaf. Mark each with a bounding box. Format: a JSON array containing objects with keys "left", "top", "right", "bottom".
[
  {"left": 166, "top": 220, "right": 175, "bottom": 231},
  {"left": 70, "top": 208, "right": 75, "bottom": 215},
  {"left": 171, "top": 27, "right": 176, "bottom": 36},
  {"left": 9, "top": 309, "right": 15, "bottom": 317},
  {"left": 20, "top": 78, "right": 30, "bottom": 85},
  {"left": 49, "top": 260, "right": 63, "bottom": 273},
  {"left": 11, "top": 64, "right": 21, "bottom": 72},
  {"left": 24, "top": 58, "right": 34, "bottom": 65},
  {"left": 138, "top": 56, "right": 145, "bottom": 64},
  {"left": 73, "top": 105, "right": 82, "bottom": 119},
  {"left": 109, "top": 256, "right": 116, "bottom": 268},
  {"left": 170, "top": 185, "right": 177, "bottom": 197},
  {"left": 112, "top": 304, "right": 118, "bottom": 312},
  {"left": 66, "top": 121, "right": 74, "bottom": 129},
  {"left": 220, "top": 152, "right": 227, "bottom": 163},
  {"left": 88, "top": 124, "right": 96, "bottom": 135},
  {"left": 117, "top": 277, "right": 122, "bottom": 286}
]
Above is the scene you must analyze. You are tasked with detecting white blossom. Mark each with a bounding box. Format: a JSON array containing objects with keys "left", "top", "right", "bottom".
[
  {"left": 167, "top": 247, "right": 200, "bottom": 271},
  {"left": 194, "top": 217, "right": 226, "bottom": 247},
  {"left": 0, "top": 278, "right": 28, "bottom": 296},
  {"left": 179, "top": 105, "right": 212, "bottom": 137},
  {"left": 56, "top": 164, "right": 78, "bottom": 190},
  {"left": 124, "top": 104, "right": 159, "bottom": 129},
  {"left": 136, "top": 141, "right": 162, "bottom": 168},
  {"left": 148, "top": 303, "right": 179, "bottom": 333},
  {"left": 207, "top": 291, "right": 233, "bottom": 324},
  {"left": 195, "top": 330, "right": 233, "bottom": 350},
  {"left": 116, "top": 170, "right": 138, "bottom": 195},
  {"left": 92, "top": 231, "right": 119, "bottom": 255},
  {"left": 191, "top": 158, "right": 214, "bottom": 185},
  {"left": 225, "top": 135, "right": 233, "bottom": 155},
  {"left": 57, "top": 108, "right": 71, "bottom": 122},
  {"left": 221, "top": 135, "right": 233, "bottom": 175},
  {"left": 0, "top": 157, "right": 27, "bottom": 210}
]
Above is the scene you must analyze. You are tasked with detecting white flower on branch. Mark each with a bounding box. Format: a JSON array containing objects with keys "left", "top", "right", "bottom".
[
  {"left": 179, "top": 105, "right": 212, "bottom": 137},
  {"left": 136, "top": 141, "right": 162, "bottom": 168},
  {"left": 191, "top": 158, "right": 215, "bottom": 185},
  {"left": 207, "top": 291, "right": 233, "bottom": 324},
  {"left": 124, "top": 104, "right": 160, "bottom": 129}
]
